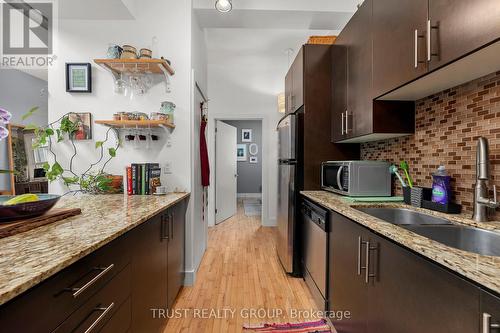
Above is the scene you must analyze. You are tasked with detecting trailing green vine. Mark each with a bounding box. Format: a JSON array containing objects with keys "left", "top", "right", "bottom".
[{"left": 25, "top": 111, "right": 120, "bottom": 194}]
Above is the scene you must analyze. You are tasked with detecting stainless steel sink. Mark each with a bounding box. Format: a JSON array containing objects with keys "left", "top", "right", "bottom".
[
  {"left": 355, "top": 207, "right": 453, "bottom": 225},
  {"left": 404, "top": 225, "right": 500, "bottom": 257}
]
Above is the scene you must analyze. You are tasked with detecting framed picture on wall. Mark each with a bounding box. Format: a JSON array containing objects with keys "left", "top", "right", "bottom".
[
  {"left": 241, "top": 129, "right": 252, "bottom": 142},
  {"left": 237, "top": 144, "right": 247, "bottom": 161},
  {"left": 250, "top": 156, "right": 258, "bottom": 164},
  {"left": 66, "top": 63, "right": 92, "bottom": 93},
  {"left": 68, "top": 113, "right": 92, "bottom": 140}
]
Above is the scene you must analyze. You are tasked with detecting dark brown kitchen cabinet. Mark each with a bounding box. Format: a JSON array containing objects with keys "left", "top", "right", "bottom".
[
  {"left": 343, "top": 0, "right": 373, "bottom": 138},
  {"left": 481, "top": 291, "right": 500, "bottom": 333},
  {"left": 285, "top": 69, "right": 293, "bottom": 114},
  {"left": 166, "top": 200, "right": 186, "bottom": 309},
  {"left": 367, "top": 230, "right": 479, "bottom": 333},
  {"left": 329, "top": 211, "right": 368, "bottom": 333},
  {"left": 132, "top": 202, "right": 187, "bottom": 332},
  {"left": 331, "top": 46, "right": 348, "bottom": 143},
  {"left": 331, "top": 0, "right": 415, "bottom": 143},
  {"left": 0, "top": 198, "right": 187, "bottom": 333},
  {"left": 372, "top": 0, "right": 428, "bottom": 98},
  {"left": 285, "top": 48, "right": 304, "bottom": 114},
  {"left": 131, "top": 213, "right": 168, "bottom": 333},
  {"left": 291, "top": 48, "right": 304, "bottom": 113},
  {"left": 428, "top": 0, "right": 500, "bottom": 71},
  {"left": 329, "top": 210, "right": 481, "bottom": 333}
]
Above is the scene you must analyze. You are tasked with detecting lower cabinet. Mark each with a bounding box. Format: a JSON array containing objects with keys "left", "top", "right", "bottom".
[
  {"left": 481, "top": 291, "right": 500, "bottom": 333},
  {"left": 0, "top": 198, "right": 187, "bottom": 333},
  {"left": 329, "top": 210, "right": 489, "bottom": 333}
]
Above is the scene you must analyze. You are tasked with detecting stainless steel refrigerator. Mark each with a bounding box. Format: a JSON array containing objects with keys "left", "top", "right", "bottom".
[{"left": 276, "top": 112, "right": 302, "bottom": 276}]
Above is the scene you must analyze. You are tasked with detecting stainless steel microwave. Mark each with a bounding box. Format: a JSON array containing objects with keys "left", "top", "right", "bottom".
[{"left": 321, "top": 161, "right": 391, "bottom": 197}]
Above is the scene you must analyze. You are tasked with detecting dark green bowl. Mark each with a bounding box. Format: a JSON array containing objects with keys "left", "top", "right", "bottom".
[{"left": 0, "top": 194, "right": 61, "bottom": 222}]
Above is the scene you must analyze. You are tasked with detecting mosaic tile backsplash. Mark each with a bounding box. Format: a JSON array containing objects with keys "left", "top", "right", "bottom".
[{"left": 361, "top": 71, "right": 500, "bottom": 215}]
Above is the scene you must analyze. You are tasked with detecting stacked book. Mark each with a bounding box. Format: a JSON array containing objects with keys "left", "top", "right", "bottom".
[{"left": 125, "top": 163, "right": 161, "bottom": 195}]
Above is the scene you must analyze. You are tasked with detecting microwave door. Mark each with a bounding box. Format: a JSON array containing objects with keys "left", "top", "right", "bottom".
[{"left": 277, "top": 114, "right": 296, "bottom": 161}]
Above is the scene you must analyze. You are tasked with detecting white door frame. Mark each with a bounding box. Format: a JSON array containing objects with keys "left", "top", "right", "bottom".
[{"left": 209, "top": 115, "right": 268, "bottom": 227}]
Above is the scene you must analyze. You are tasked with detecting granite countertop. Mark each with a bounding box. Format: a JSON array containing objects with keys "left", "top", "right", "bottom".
[
  {"left": 0, "top": 192, "right": 190, "bottom": 306},
  {"left": 301, "top": 190, "right": 500, "bottom": 295}
]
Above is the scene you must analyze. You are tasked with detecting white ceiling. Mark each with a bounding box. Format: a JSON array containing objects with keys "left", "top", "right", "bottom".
[
  {"left": 58, "top": 0, "right": 136, "bottom": 20},
  {"left": 194, "top": 0, "right": 359, "bottom": 30}
]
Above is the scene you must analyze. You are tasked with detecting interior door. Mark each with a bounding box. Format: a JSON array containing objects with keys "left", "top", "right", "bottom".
[{"left": 215, "top": 121, "right": 237, "bottom": 224}]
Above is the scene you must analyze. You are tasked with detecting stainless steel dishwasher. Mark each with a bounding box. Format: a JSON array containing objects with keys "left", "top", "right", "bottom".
[{"left": 302, "top": 199, "right": 329, "bottom": 311}]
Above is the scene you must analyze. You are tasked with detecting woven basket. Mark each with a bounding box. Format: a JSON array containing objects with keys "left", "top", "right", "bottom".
[{"left": 307, "top": 35, "right": 337, "bottom": 45}]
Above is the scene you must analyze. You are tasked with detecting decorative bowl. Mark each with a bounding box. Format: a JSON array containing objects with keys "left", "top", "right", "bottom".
[{"left": 0, "top": 194, "right": 61, "bottom": 222}]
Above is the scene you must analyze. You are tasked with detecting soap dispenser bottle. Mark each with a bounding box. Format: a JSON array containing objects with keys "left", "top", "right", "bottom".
[{"left": 431, "top": 166, "right": 451, "bottom": 205}]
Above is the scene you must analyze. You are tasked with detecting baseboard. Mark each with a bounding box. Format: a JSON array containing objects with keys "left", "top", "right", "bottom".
[
  {"left": 237, "top": 193, "right": 262, "bottom": 199},
  {"left": 184, "top": 269, "right": 196, "bottom": 286}
]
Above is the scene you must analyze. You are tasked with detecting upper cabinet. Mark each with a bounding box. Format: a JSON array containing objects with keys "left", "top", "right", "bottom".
[
  {"left": 285, "top": 48, "right": 304, "bottom": 114},
  {"left": 331, "top": 0, "right": 500, "bottom": 142},
  {"left": 332, "top": 0, "right": 415, "bottom": 143},
  {"left": 428, "top": 0, "right": 500, "bottom": 71},
  {"left": 375, "top": 0, "right": 500, "bottom": 100},
  {"left": 372, "top": 0, "right": 429, "bottom": 98}
]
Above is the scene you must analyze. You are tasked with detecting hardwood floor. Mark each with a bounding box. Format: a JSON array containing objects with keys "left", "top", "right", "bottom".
[{"left": 164, "top": 204, "right": 318, "bottom": 332}]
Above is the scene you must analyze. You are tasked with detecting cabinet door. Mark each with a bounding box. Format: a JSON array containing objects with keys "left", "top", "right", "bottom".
[
  {"left": 285, "top": 69, "right": 293, "bottom": 114},
  {"left": 373, "top": 0, "right": 428, "bottom": 97},
  {"left": 167, "top": 201, "right": 186, "bottom": 308},
  {"left": 329, "top": 211, "right": 368, "bottom": 333},
  {"left": 131, "top": 213, "right": 168, "bottom": 333},
  {"left": 481, "top": 291, "right": 500, "bottom": 333},
  {"left": 331, "top": 45, "right": 348, "bottom": 142},
  {"left": 291, "top": 48, "right": 304, "bottom": 112},
  {"left": 429, "top": 0, "right": 500, "bottom": 71},
  {"left": 367, "top": 232, "right": 480, "bottom": 333},
  {"left": 346, "top": 0, "right": 373, "bottom": 138}
]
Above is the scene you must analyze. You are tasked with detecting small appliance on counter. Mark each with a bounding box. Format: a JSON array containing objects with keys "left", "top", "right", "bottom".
[{"left": 321, "top": 161, "right": 391, "bottom": 197}]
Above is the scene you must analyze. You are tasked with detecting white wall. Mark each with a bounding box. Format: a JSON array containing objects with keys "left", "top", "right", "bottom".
[
  {"left": 188, "top": 11, "right": 208, "bottom": 284},
  {"left": 48, "top": 0, "right": 207, "bottom": 284}
]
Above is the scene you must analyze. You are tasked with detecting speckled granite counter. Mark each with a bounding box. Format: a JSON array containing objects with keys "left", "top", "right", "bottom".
[
  {"left": 301, "top": 190, "right": 500, "bottom": 295},
  {"left": 0, "top": 192, "right": 189, "bottom": 306}
]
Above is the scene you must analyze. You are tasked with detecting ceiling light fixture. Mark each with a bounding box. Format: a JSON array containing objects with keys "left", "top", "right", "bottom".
[{"left": 215, "top": 0, "right": 232, "bottom": 13}]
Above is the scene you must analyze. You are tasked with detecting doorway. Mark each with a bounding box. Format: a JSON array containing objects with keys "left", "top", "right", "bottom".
[{"left": 215, "top": 119, "right": 263, "bottom": 224}]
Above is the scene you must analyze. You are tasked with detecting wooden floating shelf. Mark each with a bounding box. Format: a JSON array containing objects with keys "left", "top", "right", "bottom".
[
  {"left": 95, "top": 120, "right": 175, "bottom": 129},
  {"left": 94, "top": 58, "right": 175, "bottom": 76}
]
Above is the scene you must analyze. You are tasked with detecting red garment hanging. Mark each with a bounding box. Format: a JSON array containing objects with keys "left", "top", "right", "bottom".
[{"left": 200, "top": 119, "right": 210, "bottom": 186}]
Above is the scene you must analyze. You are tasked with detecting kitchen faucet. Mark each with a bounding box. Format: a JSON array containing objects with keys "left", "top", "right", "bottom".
[{"left": 472, "top": 137, "right": 500, "bottom": 222}]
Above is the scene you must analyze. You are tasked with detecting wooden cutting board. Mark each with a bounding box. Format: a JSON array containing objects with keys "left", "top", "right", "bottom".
[{"left": 0, "top": 208, "right": 82, "bottom": 239}]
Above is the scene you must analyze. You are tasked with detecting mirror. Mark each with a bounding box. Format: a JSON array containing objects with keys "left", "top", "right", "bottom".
[
  {"left": 249, "top": 143, "right": 259, "bottom": 156},
  {"left": 0, "top": 69, "right": 49, "bottom": 195}
]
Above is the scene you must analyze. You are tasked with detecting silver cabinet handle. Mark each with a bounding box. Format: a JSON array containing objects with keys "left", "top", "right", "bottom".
[
  {"left": 169, "top": 212, "right": 174, "bottom": 240},
  {"left": 84, "top": 302, "right": 115, "bottom": 333},
  {"left": 483, "top": 312, "right": 500, "bottom": 333},
  {"left": 357, "top": 236, "right": 362, "bottom": 275},
  {"left": 427, "top": 20, "right": 432, "bottom": 62},
  {"left": 414, "top": 29, "right": 418, "bottom": 68},
  {"left": 68, "top": 264, "right": 115, "bottom": 298},
  {"left": 162, "top": 214, "right": 170, "bottom": 240},
  {"left": 341, "top": 112, "right": 345, "bottom": 135},
  {"left": 365, "top": 241, "right": 377, "bottom": 283},
  {"left": 345, "top": 110, "right": 349, "bottom": 134}
]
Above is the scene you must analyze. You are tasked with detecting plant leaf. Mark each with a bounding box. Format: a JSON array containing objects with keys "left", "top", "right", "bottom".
[
  {"left": 108, "top": 148, "right": 116, "bottom": 157},
  {"left": 21, "top": 106, "right": 39, "bottom": 121},
  {"left": 24, "top": 124, "right": 39, "bottom": 130},
  {"left": 95, "top": 141, "right": 104, "bottom": 148},
  {"left": 45, "top": 128, "right": 54, "bottom": 136}
]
